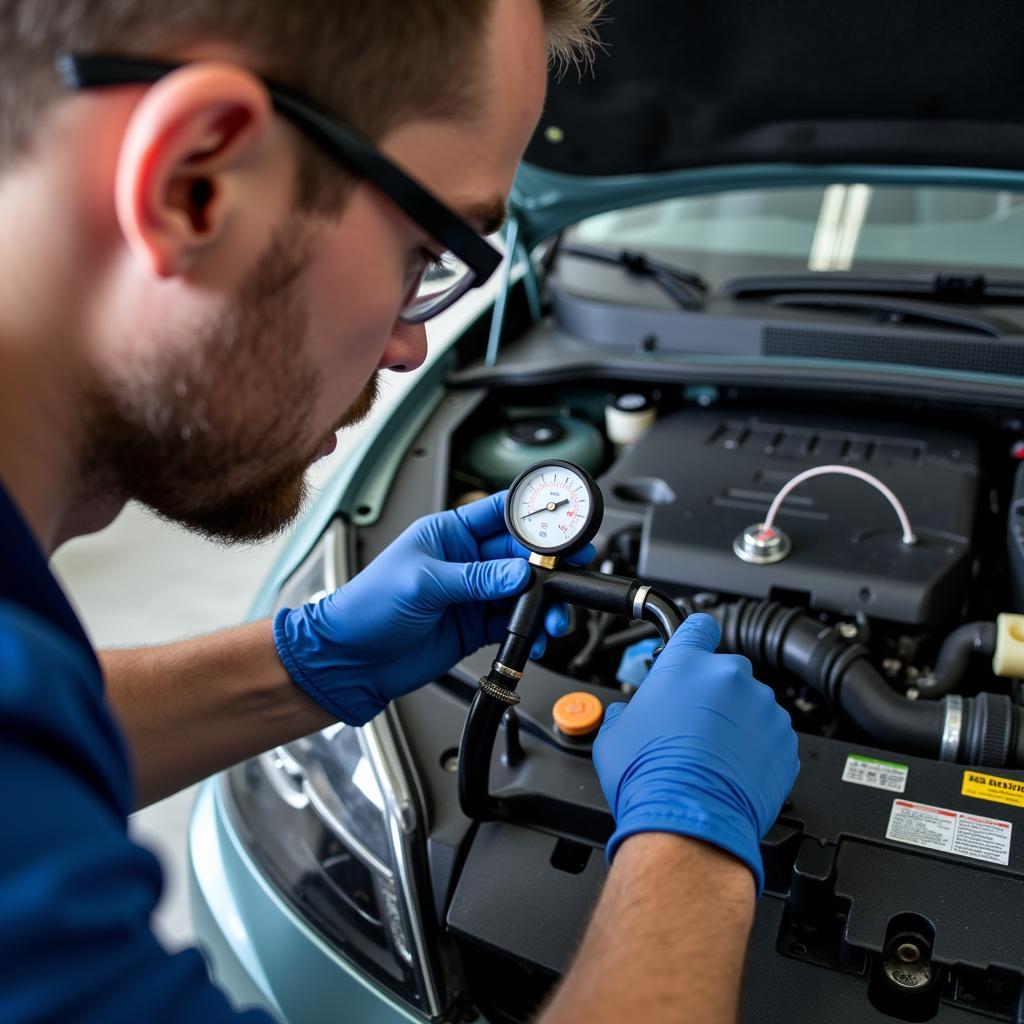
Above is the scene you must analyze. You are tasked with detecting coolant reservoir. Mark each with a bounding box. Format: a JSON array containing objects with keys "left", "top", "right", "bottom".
[
  {"left": 993, "top": 613, "right": 1024, "bottom": 677},
  {"left": 464, "top": 416, "right": 604, "bottom": 489},
  {"left": 605, "top": 392, "right": 656, "bottom": 446}
]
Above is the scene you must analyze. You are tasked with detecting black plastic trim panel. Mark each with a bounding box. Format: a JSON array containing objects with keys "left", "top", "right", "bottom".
[{"left": 765, "top": 325, "right": 1024, "bottom": 377}]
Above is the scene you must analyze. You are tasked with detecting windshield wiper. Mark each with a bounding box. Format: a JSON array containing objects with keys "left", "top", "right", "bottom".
[
  {"left": 766, "top": 293, "right": 1004, "bottom": 338},
  {"left": 557, "top": 242, "right": 709, "bottom": 311},
  {"left": 723, "top": 271, "right": 1024, "bottom": 304}
]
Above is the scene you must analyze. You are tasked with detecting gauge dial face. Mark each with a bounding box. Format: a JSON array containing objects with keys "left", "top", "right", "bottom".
[{"left": 507, "top": 462, "right": 599, "bottom": 555}]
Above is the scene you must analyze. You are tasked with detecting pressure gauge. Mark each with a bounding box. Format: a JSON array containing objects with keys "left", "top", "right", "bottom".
[{"left": 505, "top": 460, "right": 603, "bottom": 559}]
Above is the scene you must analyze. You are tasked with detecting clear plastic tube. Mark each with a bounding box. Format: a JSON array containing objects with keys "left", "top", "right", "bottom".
[{"left": 763, "top": 464, "right": 917, "bottom": 545}]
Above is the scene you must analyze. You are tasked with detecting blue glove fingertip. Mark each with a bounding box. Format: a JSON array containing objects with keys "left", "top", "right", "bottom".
[
  {"left": 566, "top": 542, "right": 597, "bottom": 567},
  {"left": 544, "top": 604, "right": 569, "bottom": 637},
  {"left": 502, "top": 557, "right": 533, "bottom": 593},
  {"left": 669, "top": 612, "right": 721, "bottom": 652},
  {"left": 600, "top": 701, "right": 627, "bottom": 729},
  {"left": 453, "top": 490, "right": 508, "bottom": 540},
  {"left": 464, "top": 557, "right": 531, "bottom": 601}
]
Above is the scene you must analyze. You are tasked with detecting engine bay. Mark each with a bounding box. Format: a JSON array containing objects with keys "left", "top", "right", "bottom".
[
  {"left": 434, "top": 376, "right": 1024, "bottom": 1022},
  {"left": 227, "top": 365, "right": 1024, "bottom": 1023},
  {"left": 442, "top": 385, "right": 1024, "bottom": 754}
]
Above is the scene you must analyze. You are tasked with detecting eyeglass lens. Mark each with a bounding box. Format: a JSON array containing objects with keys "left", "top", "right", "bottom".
[{"left": 399, "top": 251, "right": 476, "bottom": 324}]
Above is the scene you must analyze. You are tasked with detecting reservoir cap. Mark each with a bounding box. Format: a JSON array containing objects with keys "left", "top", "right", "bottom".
[{"left": 553, "top": 691, "right": 604, "bottom": 736}]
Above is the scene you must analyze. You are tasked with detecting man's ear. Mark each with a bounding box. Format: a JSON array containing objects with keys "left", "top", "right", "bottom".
[{"left": 114, "top": 63, "right": 274, "bottom": 278}]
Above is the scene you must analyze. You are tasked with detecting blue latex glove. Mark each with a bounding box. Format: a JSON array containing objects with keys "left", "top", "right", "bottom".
[
  {"left": 274, "top": 492, "right": 591, "bottom": 726},
  {"left": 593, "top": 613, "right": 799, "bottom": 893}
]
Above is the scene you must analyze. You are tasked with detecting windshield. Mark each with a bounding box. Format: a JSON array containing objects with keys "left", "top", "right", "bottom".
[{"left": 567, "top": 185, "right": 1024, "bottom": 284}]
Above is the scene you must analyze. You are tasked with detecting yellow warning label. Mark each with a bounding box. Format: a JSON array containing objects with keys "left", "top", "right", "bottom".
[{"left": 961, "top": 771, "right": 1024, "bottom": 809}]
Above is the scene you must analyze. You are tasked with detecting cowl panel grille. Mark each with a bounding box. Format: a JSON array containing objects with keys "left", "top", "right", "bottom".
[{"left": 764, "top": 326, "right": 1024, "bottom": 377}]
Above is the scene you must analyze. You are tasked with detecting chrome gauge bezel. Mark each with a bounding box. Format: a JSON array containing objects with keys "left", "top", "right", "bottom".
[{"left": 504, "top": 459, "right": 604, "bottom": 558}]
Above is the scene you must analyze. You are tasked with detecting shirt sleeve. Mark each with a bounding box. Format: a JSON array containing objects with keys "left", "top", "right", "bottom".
[{"left": 0, "top": 603, "right": 276, "bottom": 1023}]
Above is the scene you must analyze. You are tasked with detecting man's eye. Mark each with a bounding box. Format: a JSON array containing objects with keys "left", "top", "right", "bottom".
[
  {"left": 402, "top": 248, "right": 466, "bottom": 312},
  {"left": 421, "top": 248, "right": 448, "bottom": 274},
  {"left": 401, "top": 249, "right": 436, "bottom": 306},
  {"left": 407, "top": 247, "right": 443, "bottom": 277}
]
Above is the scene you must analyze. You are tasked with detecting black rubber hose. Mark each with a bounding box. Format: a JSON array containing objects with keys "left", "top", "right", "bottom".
[
  {"left": 458, "top": 571, "right": 550, "bottom": 821},
  {"left": 599, "top": 621, "right": 659, "bottom": 652},
  {"left": 640, "top": 590, "right": 684, "bottom": 645},
  {"left": 835, "top": 660, "right": 945, "bottom": 757},
  {"left": 918, "top": 622, "right": 997, "bottom": 699},
  {"left": 569, "top": 611, "right": 617, "bottom": 677},
  {"left": 458, "top": 569, "right": 683, "bottom": 821},
  {"left": 541, "top": 567, "right": 639, "bottom": 618},
  {"left": 718, "top": 600, "right": 1023, "bottom": 767},
  {"left": 458, "top": 689, "right": 507, "bottom": 820}
]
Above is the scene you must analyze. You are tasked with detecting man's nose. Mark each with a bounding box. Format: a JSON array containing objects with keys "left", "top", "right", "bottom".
[{"left": 377, "top": 321, "right": 428, "bottom": 373}]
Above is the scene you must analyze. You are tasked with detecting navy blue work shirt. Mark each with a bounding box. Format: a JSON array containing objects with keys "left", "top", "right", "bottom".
[{"left": 0, "top": 482, "right": 273, "bottom": 1022}]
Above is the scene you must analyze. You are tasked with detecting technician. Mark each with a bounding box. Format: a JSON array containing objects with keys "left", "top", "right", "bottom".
[{"left": 0, "top": 2, "right": 798, "bottom": 1022}]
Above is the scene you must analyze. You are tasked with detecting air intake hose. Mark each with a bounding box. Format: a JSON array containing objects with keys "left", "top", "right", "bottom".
[
  {"left": 917, "top": 621, "right": 997, "bottom": 699},
  {"left": 716, "top": 600, "right": 1024, "bottom": 768}
]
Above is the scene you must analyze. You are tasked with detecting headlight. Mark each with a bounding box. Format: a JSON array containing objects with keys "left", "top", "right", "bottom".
[{"left": 223, "top": 520, "right": 443, "bottom": 1018}]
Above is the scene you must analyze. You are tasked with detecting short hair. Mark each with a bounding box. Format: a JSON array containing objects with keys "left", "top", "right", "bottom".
[{"left": 0, "top": 0, "right": 602, "bottom": 210}]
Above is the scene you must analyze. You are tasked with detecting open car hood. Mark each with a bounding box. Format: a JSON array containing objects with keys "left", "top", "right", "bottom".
[{"left": 510, "top": 0, "right": 1024, "bottom": 247}]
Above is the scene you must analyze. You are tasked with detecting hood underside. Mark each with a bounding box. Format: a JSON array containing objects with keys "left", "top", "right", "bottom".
[{"left": 524, "top": 0, "right": 1024, "bottom": 178}]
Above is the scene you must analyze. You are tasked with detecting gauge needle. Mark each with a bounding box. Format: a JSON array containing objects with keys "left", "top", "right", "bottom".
[{"left": 521, "top": 498, "right": 570, "bottom": 519}]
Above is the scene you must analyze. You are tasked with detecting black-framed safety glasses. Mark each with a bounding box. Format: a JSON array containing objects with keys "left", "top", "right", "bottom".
[{"left": 58, "top": 53, "right": 504, "bottom": 324}]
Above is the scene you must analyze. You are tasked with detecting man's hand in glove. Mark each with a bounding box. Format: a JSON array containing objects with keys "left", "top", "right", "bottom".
[
  {"left": 593, "top": 612, "right": 799, "bottom": 893},
  {"left": 274, "top": 491, "right": 590, "bottom": 725}
]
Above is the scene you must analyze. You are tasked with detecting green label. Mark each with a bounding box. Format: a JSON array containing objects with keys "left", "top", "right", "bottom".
[{"left": 843, "top": 754, "right": 908, "bottom": 793}]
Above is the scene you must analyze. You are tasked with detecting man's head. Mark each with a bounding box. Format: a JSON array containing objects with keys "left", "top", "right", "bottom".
[{"left": 0, "top": 0, "right": 600, "bottom": 545}]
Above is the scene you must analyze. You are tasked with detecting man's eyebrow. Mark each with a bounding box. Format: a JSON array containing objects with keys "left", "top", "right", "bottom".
[{"left": 459, "top": 197, "right": 508, "bottom": 237}]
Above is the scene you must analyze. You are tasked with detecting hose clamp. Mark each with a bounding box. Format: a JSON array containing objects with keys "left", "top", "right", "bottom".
[
  {"left": 493, "top": 662, "right": 523, "bottom": 682},
  {"left": 940, "top": 694, "right": 964, "bottom": 762},
  {"left": 632, "top": 585, "right": 651, "bottom": 620},
  {"left": 478, "top": 677, "right": 521, "bottom": 706}
]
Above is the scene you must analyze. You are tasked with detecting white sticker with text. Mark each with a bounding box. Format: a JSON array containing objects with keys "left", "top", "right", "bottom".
[{"left": 886, "top": 799, "right": 1011, "bottom": 866}]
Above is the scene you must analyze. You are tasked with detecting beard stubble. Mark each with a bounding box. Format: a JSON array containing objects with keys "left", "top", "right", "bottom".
[{"left": 80, "top": 219, "right": 381, "bottom": 544}]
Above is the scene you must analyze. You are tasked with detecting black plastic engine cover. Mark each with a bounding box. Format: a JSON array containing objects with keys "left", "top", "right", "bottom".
[
  {"left": 443, "top": 732, "right": 1024, "bottom": 1022},
  {"left": 599, "top": 409, "right": 978, "bottom": 625}
]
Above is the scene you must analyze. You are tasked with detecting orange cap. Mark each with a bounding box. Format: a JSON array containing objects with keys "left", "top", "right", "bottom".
[{"left": 553, "top": 691, "right": 604, "bottom": 736}]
